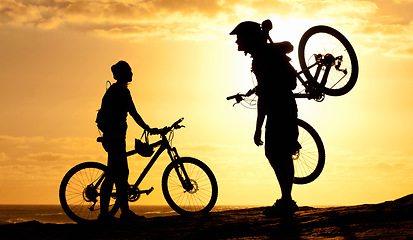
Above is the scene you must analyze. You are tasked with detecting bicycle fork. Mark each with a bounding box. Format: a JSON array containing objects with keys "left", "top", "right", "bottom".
[{"left": 168, "top": 147, "right": 194, "bottom": 192}]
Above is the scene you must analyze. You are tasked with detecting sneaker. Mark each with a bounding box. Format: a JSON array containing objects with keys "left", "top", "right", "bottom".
[
  {"left": 263, "top": 199, "right": 298, "bottom": 218},
  {"left": 263, "top": 199, "right": 283, "bottom": 217},
  {"left": 120, "top": 210, "right": 146, "bottom": 221},
  {"left": 289, "top": 200, "right": 299, "bottom": 212}
]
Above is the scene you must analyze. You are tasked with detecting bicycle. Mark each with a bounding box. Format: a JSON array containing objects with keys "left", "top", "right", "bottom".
[
  {"left": 59, "top": 118, "right": 218, "bottom": 224},
  {"left": 227, "top": 25, "right": 358, "bottom": 184}
]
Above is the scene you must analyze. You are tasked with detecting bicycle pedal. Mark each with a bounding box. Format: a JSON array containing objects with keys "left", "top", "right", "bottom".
[{"left": 139, "top": 187, "right": 154, "bottom": 195}]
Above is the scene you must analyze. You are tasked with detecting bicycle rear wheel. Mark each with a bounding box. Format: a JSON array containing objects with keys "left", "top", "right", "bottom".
[
  {"left": 162, "top": 157, "right": 218, "bottom": 215},
  {"left": 298, "top": 25, "right": 358, "bottom": 96},
  {"left": 293, "top": 119, "right": 325, "bottom": 184},
  {"left": 59, "top": 162, "right": 119, "bottom": 223}
]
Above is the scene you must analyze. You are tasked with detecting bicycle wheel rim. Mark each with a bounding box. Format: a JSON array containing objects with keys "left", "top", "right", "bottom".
[
  {"left": 293, "top": 119, "right": 325, "bottom": 184},
  {"left": 59, "top": 162, "right": 119, "bottom": 223},
  {"left": 162, "top": 157, "right": 218, "bottom": 215},
  {"left": 299, "top": 25, "right": 358, "bottom": 96}
]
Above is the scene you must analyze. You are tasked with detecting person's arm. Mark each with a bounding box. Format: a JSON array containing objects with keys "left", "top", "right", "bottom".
[
  {"left": 254, "top": 97, "right": 265, "bottom": 146},
  {"left": 130, "top": 106, "right": 150, "bottom": 131},
  {"left": 125, "top": 89, "right": 151, "bottom": 131}
]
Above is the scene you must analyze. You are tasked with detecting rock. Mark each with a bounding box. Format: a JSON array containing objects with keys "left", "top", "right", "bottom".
[{"left": 1, "top": 194, "right": 412, "bottom": 239}]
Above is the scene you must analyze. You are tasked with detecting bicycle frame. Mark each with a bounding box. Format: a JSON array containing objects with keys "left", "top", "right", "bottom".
[
  {"left": 294, "top": 60, "right": 321, "bottom": 99},
  {"left": 294, "top": 53, "right": 347, "bottom": 101},
  {"left": 90, "top": 119, "right": 193, "bottom": 203},
  {"left": 127, "top": 133, "right": 191, "bottom": 192},
  {"left": 126, "top": 124, "right": 193, "bottom": 194}
]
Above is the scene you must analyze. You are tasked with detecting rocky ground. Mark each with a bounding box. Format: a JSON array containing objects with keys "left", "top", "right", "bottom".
[{"left": 1, "top": 194, "right": 412, "bottom": 239}]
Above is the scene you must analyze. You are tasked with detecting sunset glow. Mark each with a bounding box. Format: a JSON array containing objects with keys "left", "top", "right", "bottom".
[{"left": 1, "top": 0, "right": 413, "bottom": 207}]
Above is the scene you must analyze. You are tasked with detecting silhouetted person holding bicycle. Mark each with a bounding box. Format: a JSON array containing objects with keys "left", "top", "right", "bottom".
[
  {"left": 96, "top": 60, "right": 157, "bottom": 221},
  {"left": 230, "top": 20, "right": 300, "bottom": 217}
]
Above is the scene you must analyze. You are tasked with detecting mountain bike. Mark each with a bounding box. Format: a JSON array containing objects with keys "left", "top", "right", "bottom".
[
  {"left": 59, "top": 118, "right": 218, "bottom": 224},
  {"left": 227, "top": 25, "right": 358, "bottom": 184}
]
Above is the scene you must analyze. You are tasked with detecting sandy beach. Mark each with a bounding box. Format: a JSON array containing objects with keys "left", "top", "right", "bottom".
[{"left": 1, "top": 193, "right": 412, "bottom": 239}]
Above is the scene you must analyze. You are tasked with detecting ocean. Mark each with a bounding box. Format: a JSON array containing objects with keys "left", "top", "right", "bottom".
[{"left": 0, "top": 205, "right": 254, "bottom": 225}]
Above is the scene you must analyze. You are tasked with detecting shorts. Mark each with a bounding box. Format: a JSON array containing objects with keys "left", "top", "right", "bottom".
[
  {"left": 102, "top": 136, "right": 129, "bottom": 180},
  {"left": 264, "top": 114, "right": 299, "bottom": 157}
]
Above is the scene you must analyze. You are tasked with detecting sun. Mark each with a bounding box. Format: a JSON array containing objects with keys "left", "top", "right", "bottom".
[{"left": 268, "top": 17, "right": 322, "bottom": 64}]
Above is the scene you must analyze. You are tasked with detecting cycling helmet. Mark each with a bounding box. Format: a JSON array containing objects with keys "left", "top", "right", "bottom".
[{"left": 230, "top": 21, "right": 261, "bottom": 36}]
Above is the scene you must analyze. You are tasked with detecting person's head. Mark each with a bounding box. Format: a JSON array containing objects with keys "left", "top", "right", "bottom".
[
  {"left": 230, "top": 21, "right": 266, "bottom": 54},
  {"left": 111, "top": 60, "right": 133, "bottom": 83}
]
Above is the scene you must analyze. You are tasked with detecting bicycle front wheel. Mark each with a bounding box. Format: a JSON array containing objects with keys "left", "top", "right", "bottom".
[
  {"left": 298, "top": 25, "right": 358, "bottom": 96},
  {"left": 59, "top": 162, "right": 119, "bottom": 223},
  {"left": 162, "top": 157, "right": 218, "bottom": 215},
  {"left": 293, "top": 119, "right": 326, "bottom": 184}
]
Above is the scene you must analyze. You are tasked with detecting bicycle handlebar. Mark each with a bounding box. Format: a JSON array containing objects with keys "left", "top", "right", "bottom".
[
  {"left": 172, "top": 117, "right": 184, "bottom": 127},
  {"left": 154, "top": 118, "right": 185, "bottom": 136},
  {"left": 226, "top": 93, "right": 244, "bottom": 100},
  {"left": 227, "top": 88, "right": 256, "bottom": 105}
]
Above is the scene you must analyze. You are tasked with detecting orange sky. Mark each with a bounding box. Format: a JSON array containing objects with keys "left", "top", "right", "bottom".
[{"left": 0, "top": 0, "right": 413, "bottom": 206}]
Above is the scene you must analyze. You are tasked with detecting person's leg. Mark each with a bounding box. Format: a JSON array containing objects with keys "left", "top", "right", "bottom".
[
  {"left": 100, "top": 175, "right": 113, "bottom": 215},
  {"left": 99, "top": 140, "right": 116, "bottom": 219},
  {"left": 263, "top": 118, "right": 298, "bottom": 216},
  {"left": 107, "top": 138, "right": 145, "bottom": 220},
  {"left": 265, "top": 149, "right": 294, "bottom": 201},
  {"left": 109, "top": 138, "right": 130, "bottom": 213},
  {"left": 265, "top": 114, "right": 298, "bottom": 200}
]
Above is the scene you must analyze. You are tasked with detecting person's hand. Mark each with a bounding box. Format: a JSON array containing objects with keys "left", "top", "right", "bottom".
[{"left": 254, "top": 129, "right": 263, "bottom": 146}]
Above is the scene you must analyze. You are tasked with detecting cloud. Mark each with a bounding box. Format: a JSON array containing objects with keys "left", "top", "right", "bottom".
[
  {"left": 0, "top": 152, "right": 10, "bottom": 162},
  {"left": 324, "top": 149, "right": 413, "bottom": 184},
  {"left": 352, "top": 20, "right": 413, "bottom": 57},
  {"left": 19, "top": 152, "right": 96, "bottom": 163},
  {"left": 0, "top": 135, "right": 105, "bottom": 164},
  {"left": 1, "top": 0, "right": 413, "bottom": 55},
  {"left": 0, "top": 134, "right": 107, "bottom": 202},
  {"left": 0, "top": 136, "right": 46, "bottom": 149},
  {"left": 0, "top": 1, "right": 408, "bottom": 38}
]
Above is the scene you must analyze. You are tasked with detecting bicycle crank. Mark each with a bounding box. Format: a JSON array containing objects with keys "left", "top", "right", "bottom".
[
  {"left": 138, "top": 187, "right": 154, "bottom": 195},
  {"left": 128, "top": 186, "right": 154, "bottom": 202}
]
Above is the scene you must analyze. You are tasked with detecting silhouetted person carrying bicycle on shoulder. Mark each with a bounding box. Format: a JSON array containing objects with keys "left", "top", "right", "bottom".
[
  {"left": 230, "top": 20, "right": 301, "bottom": 217},
  {"left": 96, "top": 60, "right": 158, "bottom": 221}
]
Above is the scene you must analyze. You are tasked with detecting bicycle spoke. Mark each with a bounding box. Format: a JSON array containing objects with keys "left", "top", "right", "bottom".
[
  {"left": 295, "top": 124, "right": 319, "bottom": 178},
  {"left": 60, "top": 162, "right": 120, "bottom": 223},
  {"left": 299, "top": 26, "right": 358, "bottom": 96}
]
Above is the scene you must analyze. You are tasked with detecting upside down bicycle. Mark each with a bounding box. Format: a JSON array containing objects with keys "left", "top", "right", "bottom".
[
  {"left": 59, "top": 118, "right": 218, "bottom": 223},
  {"left": 227, "top": 24, "right": 359, "bottom": 184}
]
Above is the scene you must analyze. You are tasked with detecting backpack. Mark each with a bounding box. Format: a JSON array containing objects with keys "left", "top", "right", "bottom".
[
  {"left": 283, "top": 60, "right": 297, "bottom": 90},
  {"left": 95, "top": 108, "right": 107, "bottom": 133},
  {"left": 95, "top": 81, "right": 112, "bottom": 134},
  {"left": 270, "top": 42, "right": 297, "bottom": 90}
]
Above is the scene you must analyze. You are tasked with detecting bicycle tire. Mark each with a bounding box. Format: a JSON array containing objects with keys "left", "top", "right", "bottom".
[
  {"left": 162, "top": 157, "right": 218, "bottom": 215},
  {"left": 298, "top": 25, "right": 358, "bottom": 96},
  {"left": 59, "top": 162, "right": 119, "bottom": 223},
  {"left": 293, "top": 119, "right": 325, "bottom": 184}
]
